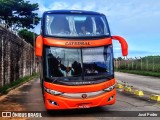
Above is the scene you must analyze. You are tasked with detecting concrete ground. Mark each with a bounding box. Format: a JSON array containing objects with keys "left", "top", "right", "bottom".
[{"left": 0, "top": 73, "right": 160, "bottom": 120}]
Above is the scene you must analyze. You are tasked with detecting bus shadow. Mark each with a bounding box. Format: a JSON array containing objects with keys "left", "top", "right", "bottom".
[{"left": 45, "top": 106, "right": 110, "bottom": 117}]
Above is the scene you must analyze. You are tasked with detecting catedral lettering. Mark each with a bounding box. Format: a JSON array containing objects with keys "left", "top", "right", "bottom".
[
  {"left": 65, "top": 42, "right": 91, "bottom": 46},
  {"left": 35, "top": 10, "right": 128, "bottom": 111}
]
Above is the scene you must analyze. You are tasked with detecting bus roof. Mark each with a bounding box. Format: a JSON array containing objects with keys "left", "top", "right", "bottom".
[{"left": 43, "top": 10, "right": 105, "bottom": 16}]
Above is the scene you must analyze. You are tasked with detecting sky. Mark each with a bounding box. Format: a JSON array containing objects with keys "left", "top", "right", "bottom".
[{"left": 30, "top": 0, "right": 160, "bottom": 58}]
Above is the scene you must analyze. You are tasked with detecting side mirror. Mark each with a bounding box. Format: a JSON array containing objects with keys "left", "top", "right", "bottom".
[
  {"left": 35, "top": 35, "right": 43, "bottom": 57},
  {"left": 112, "top": 36, "right": 128, "bottom": 56}
]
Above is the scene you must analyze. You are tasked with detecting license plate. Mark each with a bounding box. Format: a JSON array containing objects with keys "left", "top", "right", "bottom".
[{"left": 78, "top": 105, "right": 89, "bottom": 108}]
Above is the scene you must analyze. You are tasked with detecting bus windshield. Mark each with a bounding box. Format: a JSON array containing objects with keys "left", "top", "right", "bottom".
[
  {"left": 44, "top": 14, "right": 110, "bottom": 37},
  {"left": 45, "top": 45, "right": 113, "bottom": 83}
]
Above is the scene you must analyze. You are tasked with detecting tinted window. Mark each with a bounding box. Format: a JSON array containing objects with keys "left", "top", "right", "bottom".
[
  {"left": 45, "top": 14, "right": 110, "bottom": 37},
  {"left": 45, "top": 45, "right": 113, "bottom": 82}
]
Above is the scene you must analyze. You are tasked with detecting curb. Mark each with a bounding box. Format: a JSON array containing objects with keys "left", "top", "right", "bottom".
[
  {"left": 116, "top": 84, "right": 124, "bottom": 89},
  {"left": 124, "top": 87, "right": 132, "bottom": 92},
  {"left": 134, "top": 90, "right": 144, "bottom": 96},
  {"left": 0, "top": 77, "right": 36, "bottom": 96},
  {"left": 116, "top": 83, "right": 160, "bottom": 102},
  {"left": 150, "top": 95, "right": 160, "bottom": 101}
]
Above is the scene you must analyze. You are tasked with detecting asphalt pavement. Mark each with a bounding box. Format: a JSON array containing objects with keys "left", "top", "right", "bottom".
[
  {"left": 115, "top": 72, "right": 160, "bottom": 94},
  {"left": 0, "top": 75, "right": 160, "bottom": 120}
]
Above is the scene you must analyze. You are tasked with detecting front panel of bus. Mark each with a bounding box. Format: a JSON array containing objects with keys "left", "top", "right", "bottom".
[{"left": 41, "top": 12, "right": 116, "bottom": 110}]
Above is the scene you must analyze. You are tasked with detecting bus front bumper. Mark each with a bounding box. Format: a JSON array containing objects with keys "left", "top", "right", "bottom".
[{"left": 44, "top": 89, "right": 116, "bottom": 110}]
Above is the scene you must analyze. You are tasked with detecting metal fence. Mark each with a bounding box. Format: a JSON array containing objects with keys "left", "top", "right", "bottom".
[
  {"left": 114, "top": 56, "right": 160, "bottom": 72},
  {"left": 0, "top": 25, "right": 38, "bottom": 87}
]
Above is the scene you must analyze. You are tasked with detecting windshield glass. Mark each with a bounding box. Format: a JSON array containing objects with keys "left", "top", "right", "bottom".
[
  {"left": 83, "top": 46, "right": 113, "bottom": 80},
  {"left": 46, "top": 47, "right": 82, "bottom": 79},
  {"left": 44, "top": 14, "right": 110, "bottom": 37},
  {"left": 45, "top": 45, "right": 113, "bottom": 82}
]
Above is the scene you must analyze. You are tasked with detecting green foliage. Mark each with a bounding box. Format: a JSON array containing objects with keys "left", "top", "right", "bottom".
[
  {"left": 117, "top": 70, "right": 160, "bottom": 77},
  {"left": 18, "top": 29, "right": 38, "bottom": 45},
  {"left": 115, "top": 56, "right": 160, "bottom": 74},
  {"left": 0, "top": 73, "right": 39, "bottom": 94},
  {"left": 117, "top": 57, "right": 123, "bottom": 61},
  {"left": 142, "top": 56, "right": 160, "bottom": 63},
  {"left": 0, "top": 0, "right": 40, "bottom": 29}
]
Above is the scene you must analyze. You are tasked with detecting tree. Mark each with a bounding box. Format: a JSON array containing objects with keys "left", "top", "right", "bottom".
[
  {"left": 0, "top": 0, "right": 40, "bottom": 30},
  {"left": 18, "top": 29, "right": 37, "bottom": 46},
  {"left": 117, "top": 57, "right": 123, "bottom": 61}
]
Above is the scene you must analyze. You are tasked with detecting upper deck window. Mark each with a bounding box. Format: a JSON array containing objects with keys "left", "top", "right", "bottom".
[{"left": 44, "top": 14, "right": 110, "bottom": 37}]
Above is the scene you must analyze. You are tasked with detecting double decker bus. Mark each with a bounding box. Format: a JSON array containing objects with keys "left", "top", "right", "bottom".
[{"left": 35, "top": 10, "right": 128, "bottom": 110}]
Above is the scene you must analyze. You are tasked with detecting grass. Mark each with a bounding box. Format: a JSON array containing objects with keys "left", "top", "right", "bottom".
[
  {"left": 0, "top": 73, "right": 39, "bottom": 94},
  {"left": 116, "top": 69, "right": 160, "bottom": 77}
]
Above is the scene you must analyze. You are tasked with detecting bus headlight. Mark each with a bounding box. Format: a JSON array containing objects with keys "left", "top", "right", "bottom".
[
  {"left": 44, "top": 87, "right": 64, "bottom": 95},
  {"left": 103, "top": 84, "right": 115, "bottom": 92}
]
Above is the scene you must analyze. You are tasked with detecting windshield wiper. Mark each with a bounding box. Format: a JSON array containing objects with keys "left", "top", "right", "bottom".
[
  {"left": 52, "top": 78, "right": 59, "bottom": 83},
  {"left": 85, "top": 75, "right": 113, "bottom": 80},
  {"left": 52, "top": 77, "right": 71, "bottom": 83}
]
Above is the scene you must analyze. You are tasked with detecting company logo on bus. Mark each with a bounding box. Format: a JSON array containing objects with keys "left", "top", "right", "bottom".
[
  {"left": 81, "top": 94, "right": 87, "bottom": 99},
  {"left": 65, "top": 42, "right": 91, "bottom": 46}
]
